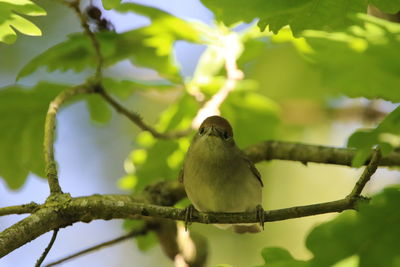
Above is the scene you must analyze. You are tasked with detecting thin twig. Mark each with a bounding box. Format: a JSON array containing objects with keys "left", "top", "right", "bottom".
[
  {"left": 348, "top": 148, "right": 382, "bottom": 199},
  {"left": 35, "top": 229, "right": 59, "bottom": 267},
  {"left": 44, "top": 85, "right": 93, "bottom": 195},
  {"left": 68, "top": 0, "right": 103, "bottom": 81},
  {"left": 44, "top": 228, "right": 147, "bottom": 267},
  {"left": 97, "top": 87, "right": 191, "bottom": 139},
  {"left": 0, "top": 202, "right": 39, "bottom": 216}
]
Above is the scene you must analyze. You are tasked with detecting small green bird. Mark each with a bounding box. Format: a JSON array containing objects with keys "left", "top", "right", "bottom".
[{"left": 180, "top": 116, "right": 264, "bottom": 233}]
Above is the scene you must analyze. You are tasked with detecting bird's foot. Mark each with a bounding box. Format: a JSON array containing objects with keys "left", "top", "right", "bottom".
[
  {"left": 256, "top": 204, "right": 265, "bottom": 230},
  {"left": 184, "top": 204, "right": 195, "bottom": 231}
]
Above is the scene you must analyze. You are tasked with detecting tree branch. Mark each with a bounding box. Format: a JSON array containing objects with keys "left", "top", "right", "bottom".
[
  {"left": 245, "top": 140, "right": 399, "bottom": 167},
  {"left": 0, "top": 192, "right": 363, "bottom": 258},
  {"left": 44, "top": 85, "right": 93, "bottom": 195},
  {"left": 43, "top": 228, "right": 147, "bottom": 267},
  {"left": 96, "top": 86, "right": 191, "bottom": 139},
  {"left": 1, "top": 142, "right": 395, "bottom": 258}
]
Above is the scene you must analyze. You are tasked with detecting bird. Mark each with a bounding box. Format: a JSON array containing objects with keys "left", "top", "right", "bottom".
[{"left": 180, "top": 115, "right": 264, "bottom": 233}]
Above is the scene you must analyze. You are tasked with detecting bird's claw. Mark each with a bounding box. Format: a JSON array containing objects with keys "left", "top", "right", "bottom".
[
  {"left": 184, "top": 204, "right": 195, "bottom": 231},
  {"left": 256, "top": 204, "right": 265, "bottom": 230}
]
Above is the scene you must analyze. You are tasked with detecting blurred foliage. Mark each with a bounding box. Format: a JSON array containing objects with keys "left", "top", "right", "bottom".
[
  {"left": 370, "top": 0, "right": 400, "bottom": 13},
  {"left": 17, "top": 2, "right": 203, "bottom": 82},
  {"left": 348, "top": 106, "right": 400, "bottom": 167},
  {"left": 258, "top": 187, "right": 400, "bottom": 267},
  {"left": 0, "top": 0, "right": 46, "bottom": 44},
  {"left": 123, "top": 219, "right": 158, "bottom": 251},
  {"left": 103, "top": 77, "right": 176, "bottom": 99},
  {"left": 200, "top": 0, "right": 400, "bottom": 35},
  {"left": 102, "top": 0, "right": 121, "bottom": 10},
  {"left": 0, "top": 82, "right": 67, "bottom": 189},
  {"left": 257, "top": 247, "right": 307, "bottom": 267},
  {"left": 303, "top": 14, "right": 400, "bottom": 102}
]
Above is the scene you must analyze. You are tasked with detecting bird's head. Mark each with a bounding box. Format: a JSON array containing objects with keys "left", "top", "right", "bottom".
[{"left": 196, "top": 116, "right": 234, "bottom": 144}]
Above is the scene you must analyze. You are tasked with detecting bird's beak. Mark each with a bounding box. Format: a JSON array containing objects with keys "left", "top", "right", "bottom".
[{"left": 205, "top": 125, "right": 221, "bottom": 137}]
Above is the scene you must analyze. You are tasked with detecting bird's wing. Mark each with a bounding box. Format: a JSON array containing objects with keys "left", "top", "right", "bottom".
[
  {"left": 178, "top": 168, "right": 184, "bottom": 183},
  {"left": 244, "top": 156, "right": 263, "bottom": 187}
]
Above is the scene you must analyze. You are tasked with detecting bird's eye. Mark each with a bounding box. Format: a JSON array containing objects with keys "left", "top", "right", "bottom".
[
  {"left": 199, "top": 127, "right": 205, "bottom": 135},
  {"left": 223, "top": 131, "right": 230, "bottom": 140}
]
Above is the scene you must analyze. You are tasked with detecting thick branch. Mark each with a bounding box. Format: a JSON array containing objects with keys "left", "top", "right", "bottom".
[
  {"left": 1, "top": 142, "right": 395, "bottom": 257},
  {"left": 97, "top": 87, "right": 190, "bottom": 139},
  {"left": 245, "top": 140, "right": 400, "bottom": 167},
  {"left": 0, "top": 193, "right": 362, "bottom": 258},
  {"left": 44, "top": 85, "right": 93, "bottom": 195}
]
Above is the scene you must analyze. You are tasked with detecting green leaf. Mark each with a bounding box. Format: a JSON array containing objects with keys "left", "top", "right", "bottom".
[
  {"left": 17, "top": 2, "right": 203, "bottom": 83},
  {"left": 114, "top": 2, "right": 200, "bottom": 43},
  {"left": 201, "top": 0, "right": 367, "bottom": 35},
  {"left": 0, "top": 0, "right": 46, "bottom": 44},
  {"left": 221, "top": 91, "right": 280, "bottom": 147},
  {"left": 306, "top": 187, "right": 400, "bottom": 267},
  {"left": 369, "top": 0, "right": 400, "bottom": 13},
  {"left": 103, "top": 77, "right": 176, "bottom": 99},
  {"left": 257, "top": 247, "right": 308, "bottom": 267},
  {"left": 303, "top": 14, "right": 400, "bottom": 102},
  {"left": 17, "top": 30, "right": 181, "bottom": 82},
  {"left": 122, "top": 219, "right": 157, "bottom": 251},
  {"left": 85, "top": 94, "right": 112, "bottom": 124},
  {"left": 16, "top": 2, "right": 201, "bottom": 82},
  {"left": 348, "top": 106, "right": 400, "bottom": 167},
  {"left": 114, "top": 3, "right": 201, "bottom": 59},
  {"left": 101, "top": 0, "right": 121, "bottom": 10},
  {"left": 135, "top": 232, "right": 158, "bottom": 251},
  {"left": 0, "top": 82, "right": 67, "bottom": 189}
]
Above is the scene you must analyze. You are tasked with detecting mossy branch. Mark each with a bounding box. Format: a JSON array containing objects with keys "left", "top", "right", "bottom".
[{"left": 44, "top": 85, "right": 93, "bottom": 195}]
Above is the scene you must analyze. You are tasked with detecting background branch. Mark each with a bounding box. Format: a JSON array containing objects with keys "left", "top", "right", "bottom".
[
  {"left": 43, "top": 228, "right": 147, "bottom": 267},
  {"left": 245, "top": 140, "right": 399, "bottom": 167}
]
